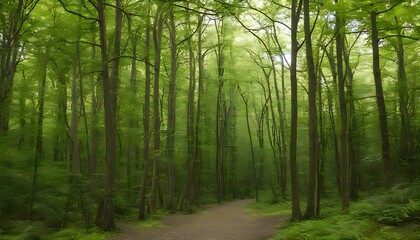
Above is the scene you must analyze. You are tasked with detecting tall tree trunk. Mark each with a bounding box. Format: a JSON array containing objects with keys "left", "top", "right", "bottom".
[
  {"left": 303, "top": 0, "right": 319, "bottom": 219},
  {"left": 289, "top": 0, "right": 302, "bottom": 220},
  {"left": 67, "top": 41, "right": 88, "bottom": 228},
  {"left": 167, "top": 5, "right": 176, "bottom": 214},
  {"left": 215, "top": 18, "right": 224, "bottom": 203},
  {"left": 139, "top": 4, "right": 152, "bottom": 220},
  {"left": 185, "top": 8, "right": 197, "bottom": 212},
  {"left": 394, "top": 17, "right": 414, "bottom": 181},
  {"left": 89, "top": 24, "right": 99, "bottom": 199},
  {"left": 271, "top": 56, "right": 288, "bottom": 197},
  {"left": 30, "top": 50, "right": 48, "bottom": 219},
  {"left": 335, "top": 7, "right": 349, "bottom": 210},
  {"left": 70, "top": 42, "right": 81, "bottom": 195},
  {"left": 323, "top": 48, "right": 342, "bottom": 194},
  {"left": 150, "top": 4, "right": 164, "bottom": 214},
  {"left": 370, "top": 11, "right": 394, "bottom": 187},
  {"left": 193, "top": 14, "right": 205, "bottom": 207},
  {"left": 126, "top": 16, "right": 138, "bottom": 200},
  {"left": 239, "top": 88, "right": 259, "bottom": 202},
  {"left": 95, "top": 0, "right": 122, "bottom": 230},
  {"left": 343, "top": 34, "right": 360, "bottom": 200}
]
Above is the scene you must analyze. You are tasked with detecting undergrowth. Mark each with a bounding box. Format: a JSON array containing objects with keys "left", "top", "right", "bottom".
[
  {"left": 253, "top": 181, "right": 420, "bottom": 240},
  {"left": 0, "top": 221, "right": 111, "bottom": 240}
]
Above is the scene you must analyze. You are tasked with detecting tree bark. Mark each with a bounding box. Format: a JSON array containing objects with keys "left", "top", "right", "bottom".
[
  {"left": 139, "top": 3, "right": 152, "bottom": 220},
  {"left": 239, "top": 87, "right": 259, "bottom": 202},
  {"left": 215, "top": 18, "right": 224, "bottom": 203},
  {"left": 150, "top": 4, "right": 165, "bottom": 214},
  {"left": 30, "top": 49, "right": 48, "bottom": 219},
  {"left": 95, "top": 0, "right": 122, "bottom": 230},
  {"left": 167, "top": 5, "right": 177, "bottom": 214},
  {"left": 394, "top": 17, "right": 414, "bottom": 181},
  {"left": 289, "top": 0, "right": 302, "bottom": 220},
  {"left": 335, "top": 7, "right": 349, "bottom": 210},
  {"left": 185, "top": 8, "right": 197, "bottom": 212},
  {"left": 89, "top": 24, "right": 99, "bottom": 199},
  {"left": 324, "top": 50, "right": 342, "bottom": 194},
  {"left": 370, "top": 11, "right": 394, "bottom": 187},
  {"left": 303, "top": 0, "right": 319, "bottom": 219}
]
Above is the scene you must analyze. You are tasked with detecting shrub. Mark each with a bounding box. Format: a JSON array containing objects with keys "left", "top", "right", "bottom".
[{"left": 372, "top": 204, "right": 410, "bottom": 225}]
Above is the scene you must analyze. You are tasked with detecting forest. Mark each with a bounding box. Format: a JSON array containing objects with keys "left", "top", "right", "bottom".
[{"left": 0, "top": 0, "right": 419, "bottom": 239}]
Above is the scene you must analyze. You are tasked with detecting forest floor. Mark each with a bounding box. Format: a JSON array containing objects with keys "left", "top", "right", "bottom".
[{"left": 109, "top": 199, "right": 289, "bottom": 240}]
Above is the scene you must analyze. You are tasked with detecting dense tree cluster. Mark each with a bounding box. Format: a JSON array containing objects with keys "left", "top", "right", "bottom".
[{"left": 0, "top": 0, "right": 419, "bottom": 235}]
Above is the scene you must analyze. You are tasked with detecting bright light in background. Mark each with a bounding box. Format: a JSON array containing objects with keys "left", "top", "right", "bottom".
[{"left": 273, "top": 53, "right": 291, "bottom": 65}]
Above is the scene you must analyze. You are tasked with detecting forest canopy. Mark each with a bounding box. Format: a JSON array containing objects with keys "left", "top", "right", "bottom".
[{"left": 0, "top": 0, "right": 419, "bottom": 238}]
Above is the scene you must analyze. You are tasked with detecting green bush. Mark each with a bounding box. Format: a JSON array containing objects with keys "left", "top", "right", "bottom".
[
  {"left": 406, "top": 200, "right": 420, "bottom": 221},
  {"left": 372, "top": 204, "right": 410, "bottom": 225}
]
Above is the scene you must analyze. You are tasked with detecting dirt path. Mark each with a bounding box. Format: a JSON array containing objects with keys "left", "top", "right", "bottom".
[{"left": 110, "top": 199, "right": 288, "bottom": 240}]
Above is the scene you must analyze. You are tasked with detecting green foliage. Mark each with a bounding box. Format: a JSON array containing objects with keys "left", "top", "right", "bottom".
[
  {"left": 0, "top": 221, "right": 47, "bottom": 240},
  {"left": 247, "top": 191, "right": 292, "bottom": 216},
  {"left": 44, "top": 227, "right": 111, "bottom": 240},
  {"left": 273, "top": 215, "right": 367, "bottom": 240},
  {"left": 372, "top": 204, "right": 410, "bottom": 225},
  {"left": 271, "top": 182, "right": 420, "bottom": 239}
]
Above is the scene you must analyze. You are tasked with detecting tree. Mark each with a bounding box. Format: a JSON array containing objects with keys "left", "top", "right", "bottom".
[
  {"left": 335, "top": 0, "right": 350, "bottom": 210},
  {"left": 238, "top": 86, "right": 259, "bottom": 202},
  {"left": 370, "top": 6, "right": 394, "bottom": 187},
  {"left": 95, "top": 0, "right": 123, "bottom": 230},
  {"left": 303, "top": 0, "right": 320, "bottom": 219},
  {"left": 393, "top": 16, "right": 415, "bottom": 181},
  {"left": 167, "top": 3, "right": 177, "bottom": 214},
  {"left": 150, "top": 3, "right": 165, "bottom": 214},
  {"left": 289, "top": 0, "right": 303, "bottom": 220},
  {"left": 139, "top": 1, "right": 152, "bottom": 220},
  {"left": 30, "top": 37, "right": 50, "bottom": 220},
  {"left": 215, "top": 16, "right": 225, "bottom": 203},
  {"left": 0, "top": 0, "right": 39, "bottom": 133}
]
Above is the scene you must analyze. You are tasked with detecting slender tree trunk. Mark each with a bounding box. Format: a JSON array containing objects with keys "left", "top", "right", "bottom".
[
  {"left": 215, "top": 18, "right": 224, "bottom": 203},
  {"left": 318, "top": 70, "right": 326, "bottom": 197},
  {"left": 126, "top": 16, "right": 138, "bottom": 200},
  {"left": 271, "top": 57, "right": 288, "bottom": 197},
  {"left": 346, "top": 58, "right": 360, "bottom": 200},
  {"left": 70, "top": 42, "right": 81, "bottom": 194},
  {"left": 239, "top": 87, "right": 259, "bottom": 202},
  {"left": 394, "top": 17, "right": 414, "bottom": 181},
  {"left": 67, "top": 41, "right": 88, "bottom": 228},
  {"left": 150, "top": 4, "right": 165, "bottom": 214},
  {"left": 289, "top": 0, "right": 302, "bottom": 220},
  {"left": 139, "top": 4, "right": 152, "bottom": 220},
  {"left": 89, "top": 25, "right": 99, "bottom": 198},
  {"left": 370, "top": 11, "right": 394, "bottom": 187},
  {"left": 335, "top": 8, "right": 349, "bottom": 210},
  {"left": 30, "top": 50, "right": 48, "bottom": 219},
  {"left": 303, "top": 0, "right": 319, "bottom": 219},
  {"left": 185, "top": 9, "right": 197, "bottom": 212},
  {"left": 193, "top": 14, "right": 205, "bottom": 207},
  {"left": 167, "top": 6, "right": 176, "bottom": 214},
  {"left": 95, "top": 0, "right": 122, "bottom": 230},
  {"left": 324, "top": 50, "right": 342, "bottom": 194}
]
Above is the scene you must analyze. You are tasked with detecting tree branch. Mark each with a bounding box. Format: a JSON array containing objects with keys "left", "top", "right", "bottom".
[{"left": 57, "top": 0, "right": 98, "bottom": 22}]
